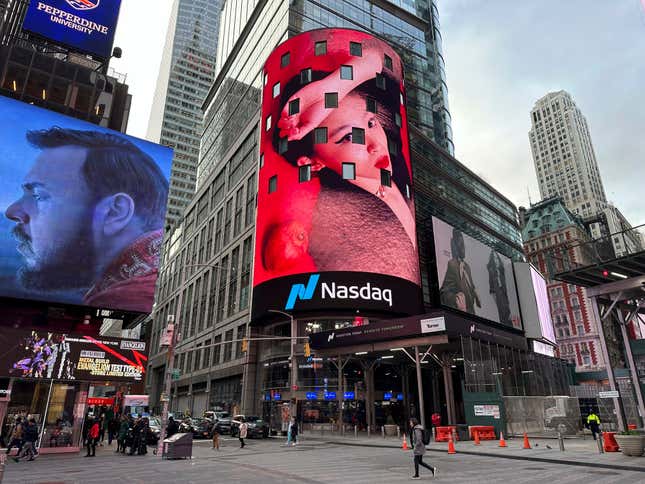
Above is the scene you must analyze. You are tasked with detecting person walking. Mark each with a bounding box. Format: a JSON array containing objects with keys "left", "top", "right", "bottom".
[
  {"left": 409, "top": 418, "right": 436, "bottom": 480},
  {"left": 14, "top": 418, "right": 38, "bottom": 462},
  {"left": 238, "top": 418, "right": 248, "bottom": 449},
  {"left": 212, "top": 425, "right": 220, "bottom": 451},
  {"left": 288, "top": 417, "right": 298, "bottom": 446},
  {"left": 167, "top": 416, "right": 179, "bottom": 439},
  {"left": 86, "top": 417, "right": 99, "bottom": 457},
  {"left": 5, "top": 417, "right": 24, "bottom": 456},
  {"left": 117, "top": 415, "right": 129, "bottom": 453},
  {"left": 587, "top": 411, "right": 601, "bottom": 441}
]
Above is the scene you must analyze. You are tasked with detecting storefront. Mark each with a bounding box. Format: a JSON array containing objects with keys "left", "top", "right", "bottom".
[{"left": 0, "top": 328, "right": 147, "bottom": 454}]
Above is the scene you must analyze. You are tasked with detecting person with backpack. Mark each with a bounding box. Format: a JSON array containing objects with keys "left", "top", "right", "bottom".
[
  {"left": 14, "top": 418, "right": 38, "bottom": 462},
  {"left": 85, "top": 417, "right": 99, "bottom": 457},
  {"left": 5, "top": 417, "right": 24, "bottom": 456},
  {"left": 409, "top": 418, "right": 436, "bottom": 480}
]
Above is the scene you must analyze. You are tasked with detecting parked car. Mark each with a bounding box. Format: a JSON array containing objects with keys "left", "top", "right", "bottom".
[
  {"left": 230, "top": 415, "right": 269, "bottom": 438},
  {"left": 179, "top": 417, "right": 213, "bottom": 439},
  {"left": 204, "top": 411, "right": 229, "bottom": 422},
  {"left": 213, "top": 418, "right": 232, "bottom": 435},
  {"left": 147, "top": 417, "right": 162, "bottom": 444}
]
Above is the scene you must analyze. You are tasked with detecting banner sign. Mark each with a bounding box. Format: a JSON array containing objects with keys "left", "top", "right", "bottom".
[{"left": 0, "top": 328, "right": 147, "bottom": 382}]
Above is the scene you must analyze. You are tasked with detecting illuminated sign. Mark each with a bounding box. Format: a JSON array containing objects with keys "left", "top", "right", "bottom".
[
  {"left": 22, "top": 0, "right": 122, "bottom": 59},
  {"left": 87, "top": 397, "right": 114, "bottom": 406},
  {"left": 252, "top": 28, "right": 422, "bottom": 320},
  {"left": 0, "top": 328, "right": 147, "bottom": 382},
  {"left": 306, "top": 392, "right": 317, "bottom": 400},
  {"left": 343, "top": 391, "right": 355, "bottom": 400},
  {"left": 383, "top": 392, "right": 393, "bottom": 400},
  {"left": 0, "top": 96, "right": 172, "bottom": 314},
  {"left": 324, "top": 391, "right": 336, "bottom": 400},
  {"left": 273, "top": 393, "right": 281, "bottom": 401}
]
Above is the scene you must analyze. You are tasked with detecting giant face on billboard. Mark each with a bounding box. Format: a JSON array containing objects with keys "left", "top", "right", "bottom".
[
  {"left": 433, "top": 217, "right": 522, "bottom": 329},
  {"left": 0, "top": 96, "right": 172, "bottom": 313},
  {"left": 252, "top": 29, "right": 422, "bottom": 319},
  {"left": 22, "top": 0, "right": 122, "bottom": 59}
]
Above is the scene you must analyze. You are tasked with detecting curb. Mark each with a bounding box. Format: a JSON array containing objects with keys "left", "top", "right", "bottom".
[{"left": 307, "top": 439, "right": 645, "bottom": 473}]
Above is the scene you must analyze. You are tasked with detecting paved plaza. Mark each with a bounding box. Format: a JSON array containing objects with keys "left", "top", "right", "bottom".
[{"left": 2, "top": 436, "right": 644, "bottom": 484}]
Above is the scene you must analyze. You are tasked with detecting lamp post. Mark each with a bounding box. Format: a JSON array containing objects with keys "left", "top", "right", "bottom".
[{"left": 268, "top": 309, "right": 297, "bottom": 423}]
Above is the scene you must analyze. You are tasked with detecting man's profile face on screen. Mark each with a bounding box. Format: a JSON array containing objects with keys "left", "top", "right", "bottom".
[{"left": 5, "top": 146, "right": 96, "bottom": 291}]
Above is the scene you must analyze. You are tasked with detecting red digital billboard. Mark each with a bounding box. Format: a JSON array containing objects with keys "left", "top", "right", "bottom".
[{"left": 252, "top": 29, "right": 422, "bottom": 319}]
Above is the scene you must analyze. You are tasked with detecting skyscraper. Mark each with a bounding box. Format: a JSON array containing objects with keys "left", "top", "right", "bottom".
[
  {"left": 148, "top": 0, "right": 221, "bottom": 228},
  {"left": 528, "top": 90, "right": 607, "bottom": 219}
]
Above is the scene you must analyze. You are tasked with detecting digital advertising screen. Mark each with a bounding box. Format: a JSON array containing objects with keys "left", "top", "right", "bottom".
[
  {"left": 252, "top": 29, "right": 423, "bottom": 320},
  {"left": 0, "top": 96, "right": 172, "bottom": 314},
  {"left": 22, "top": 0, "right": 122, "bottom": 59},
  {"left": 0, "top": 328, "right": 147, "bottom": 382},
  {"left": 433, "top": 217, "right": 522, "bottom": 329}
]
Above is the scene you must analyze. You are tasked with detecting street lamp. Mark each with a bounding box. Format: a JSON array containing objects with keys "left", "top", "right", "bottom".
[{"left": 268, "top": 309, "right": 297, "bottom": 424}]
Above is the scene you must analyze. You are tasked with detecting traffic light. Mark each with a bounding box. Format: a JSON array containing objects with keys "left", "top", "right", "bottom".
[
  {"left": 241, "top": 337, "right": 248, "bottom": 353},
  {"left": 304, "top": 342, "right": 311, "bottom": 358}
]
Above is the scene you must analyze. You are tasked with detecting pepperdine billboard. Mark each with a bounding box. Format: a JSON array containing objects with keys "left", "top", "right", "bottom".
[
  {"left": 0, "top": 328, "right": 147, "bottom": 382},
  {"left": 0, "top": 96, "right": 172, "bottom": 313},
  {"left": 433, "top": 216, "right": 522, "bottom": 329},
  {"left": 252, "top": 29, "right": 422, "bottom": 320},
  {"left": 22, "top": 0, "right": 122, "bottom": 59}
]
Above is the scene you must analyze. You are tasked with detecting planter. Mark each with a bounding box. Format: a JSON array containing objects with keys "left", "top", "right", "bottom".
[
  {"left": 614, "top": 434, "right": 645, "bottom": 457},
  {"left": 384, "top": 424, "right": 398, "bottom": 437}
]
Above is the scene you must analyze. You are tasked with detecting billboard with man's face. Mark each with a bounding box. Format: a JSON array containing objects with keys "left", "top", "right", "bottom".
[
  {"left": 0, "top": 96, "right": 172, "bottom": 313},
  {"left": 433, "top": 217, "right": 522, "bottom": 329},
  {"left": 252, "top": 29, "right": 423, "bottom": 320}
]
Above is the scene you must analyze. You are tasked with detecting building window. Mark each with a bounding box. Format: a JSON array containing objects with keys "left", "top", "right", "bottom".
[
  {"left": 299, "top": 164, "right": 311, "bottom": 183},
  {"left": 278, "top": 137, "right": 288, "bottom": 154},
  {"left": 315, "top": 41, "right": 327, "bottom": 56},
  {"left": 281, "top": 52, "right": 290, "bottom": 67},
  {"left": 314, "top": 127, "right": 328, "bottom": 144},
  {"left": 340, "top": 65, "right": 353, "bottom": 80},
  {"left": 384, "top": 54, "right": 393, "bottom": 70},
  {"left": 259, "top": 153, "right": 264, "bottom": 168},
  {"left": 387, "top": 136, "right": 397, "bottom": 154},
  {"left": 272, "top": 82, "right": 280, "bottom": 98},
  {"left": 300, "top": 68, "right": 312, "bottom": 84},
  {"left": 268, "top": 175, "right": 277, "bottom": 193},
  {"left": 352, "top": 127, "right": 365, "bottom": 144},
  {"left": 577, "top": 324, "right": 584, "bottom": 335},
  {"left": 288, "top": 98, "right": 299, "bottom": 115},
  {"left": 366, "top": 97, "right": 377, "bottom": 113},
  {"left": 395, "top": 112, "right": 402, "bottom": 127},
  {"left": 265, "top": 115, "right": 271, "bottom": 131},
  {"left": 324, "top": 92, "right": 338, "bottom": 108},
  {"left": 381, "top": 169, "right": 392, "bottom": 187},
  {"left": 349, "top": 41, "right": 362, "bottom": 56},
  {"left": 376, "top": 73, "right": 386, "bottom": 90},
  {"left": 342, "top": 163, "right": 355, "bottom": 180}
]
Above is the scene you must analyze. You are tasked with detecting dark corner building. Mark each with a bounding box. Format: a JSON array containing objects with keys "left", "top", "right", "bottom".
[{"left": 147, "top": 1, "right": 569, "bottom": 437}]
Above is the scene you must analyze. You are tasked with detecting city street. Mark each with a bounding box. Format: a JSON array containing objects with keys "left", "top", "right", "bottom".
[{"left": 2, "top": 437, "right": 644, "bottom": 484}]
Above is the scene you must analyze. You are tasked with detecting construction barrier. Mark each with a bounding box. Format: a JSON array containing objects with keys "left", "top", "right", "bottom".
[
  {"left": 603, "top": 432, "right": 619, "bottom": 452},
  {"left": 435, "top": 426, "right": 458, "bottom": 442},
  {"left": 627, "top": 424, "right": 637, "bottom": 430},
  {"left": 469, "top": 426, "right": 496, "bottom": 440}
]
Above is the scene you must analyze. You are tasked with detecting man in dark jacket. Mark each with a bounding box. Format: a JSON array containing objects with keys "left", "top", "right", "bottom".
[
  {"left": 86, "top": 417, "right": 99, "bottom": 457},
  {"left": 167, "top": 416, "right": 179, "bottom": 438},
  {"left": 409, "top": 418, "right": 436, "bottom": 480},
  {"left": 14, "top": 418, "right": 38, "bottom": 462}
]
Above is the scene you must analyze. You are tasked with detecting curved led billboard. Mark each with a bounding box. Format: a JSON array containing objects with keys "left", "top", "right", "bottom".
[
  {"left": 0, "top": 96, "right": 172, "bottom": 314},
  {"left": 252, "top": 29, "right": 422, "bottom": 319}
]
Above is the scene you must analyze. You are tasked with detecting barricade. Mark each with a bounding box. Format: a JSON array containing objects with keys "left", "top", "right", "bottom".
[
  {"left": 468, "top": 426, "right": 496, "bottom": 440},
  {"left": 435, "top": 426, "right": 458, "bottom": 442},
  {"left": 603, "top": 431, "right": 619, "bottom": 452}
]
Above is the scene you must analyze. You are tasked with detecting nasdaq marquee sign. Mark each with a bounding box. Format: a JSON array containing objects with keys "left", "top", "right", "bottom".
[{"left": 22, "top": 0, "right": 122, "bottom": 59}]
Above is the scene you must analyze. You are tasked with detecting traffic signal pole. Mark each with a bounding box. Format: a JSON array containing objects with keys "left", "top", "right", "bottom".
[{"left": 157, "top": 315, "right": 178, "bottom": 457}]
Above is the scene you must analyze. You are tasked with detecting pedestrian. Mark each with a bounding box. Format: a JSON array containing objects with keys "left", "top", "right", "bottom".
[
  {"left": 108, "top": 416, "right": 118, "bottom": 446},
  {"left": 14, "top": 418, "right": 38, "bottom": 462},
  {"left": 288, "top": 417, "right": 298, "bottom": 446},
  {"left": 98, "top": 413, "right": 106, "bottom": 446},
  {"left": 49, "top": 418, "right": 63, "bottom": 447},
  {"left": 238, "top": 418, "right": 248, "bottom": 449},
  {"left": 409, "top": 418, "right": 436, "bottom": 480},
  {"left": 167, "top": 416, "right": 179, "bottom": 439},
  {"left": 5, "top": 417, "right": 24, "bottom": 456},
  {"left": 117, "top": 415, "right": 129, "bottom": 453},
  {"left": 587, "top": 410, "right": 601, "bottom": 441},
  {"left": 85, "top": 417, "right": 99, "bottom": 457},
  {"left": 212, "top": 425, "right": 220, "bottom": 451}
]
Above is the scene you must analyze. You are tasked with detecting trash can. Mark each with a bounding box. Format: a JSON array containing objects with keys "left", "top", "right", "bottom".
[
  {"left": 456, "top": 424, "right": 470, "bottom": 441},
  {"left": 162, "top": 432, "right": 193, "bottom": 459}
]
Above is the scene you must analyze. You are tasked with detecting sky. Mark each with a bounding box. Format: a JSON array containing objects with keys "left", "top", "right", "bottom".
[{"left": 112, "top": 0, "right": 645, "bottom": 225}]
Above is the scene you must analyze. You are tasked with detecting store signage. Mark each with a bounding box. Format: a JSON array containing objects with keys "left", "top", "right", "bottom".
[
  {"left": 397, "top": 393, "right": 404, "bottom": 401},
  {"left": 22, "top": 0, "right": 123, "bottom": 59},
  {"left": 273, "top": 393, "right": 281, "bottom": 401},
  {"left": 420, "top": 317, "right": 446, "bottom": 334},
  {"left": 599, "top": 391, "right": 620, "bottom": 399},
  {"left": 324, "top": 391, "right": 336, "bottom": 400},
  {"left": 384, "top": 392, "right": 393, "bottom": 400},
  {"left": 0, "top": 328, "right": 147, "bottom": 382},
  {"left": 306, "top": 392, "right": 317, "bottom": 400},
  {"left": 343, "top": 392, "right": 355, "bottom": 400},
  {"left": 87, "top": 397, "right": 114, "bottom": 406}
]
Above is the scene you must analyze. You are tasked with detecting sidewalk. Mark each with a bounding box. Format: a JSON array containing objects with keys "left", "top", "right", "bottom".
[{"left": 299, "top": 432, "right": 645, "bottom": 472}]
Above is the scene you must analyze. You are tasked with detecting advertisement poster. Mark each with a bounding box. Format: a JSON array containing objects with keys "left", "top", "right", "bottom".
[
  {"left": 252, "top": 29, "right": 422, "bottom": 318},
  {"left": 0, "top": 328, "right": 147, "bottom": 382},
  {"left": 22, "top": 0, "right": 123, "bottom": 59},
  {"left": 0, "top": 96, "right": 172, "bottom": 313},
  {"left": 433, "top": 217, "right": 522, "bottom": 329}
]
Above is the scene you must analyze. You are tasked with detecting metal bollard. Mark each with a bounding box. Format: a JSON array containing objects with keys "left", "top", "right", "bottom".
[
  {"left": 597, "top": 432, "right": 604, "bottom": 454},
  {"left": 0, "top": 453, "right": 6, "bottom": 483},
  {"left": 382, "top": 426, "right": 385, "bottom": 439},
  {"left": 354, "top": 425, "right": 358, "bottom": 439},
  {"left": 397, "top": 426, "right": 401, "bottom": 439},
  {"left": 558, "top": 431, "right": 565, "bottom": 452},
  {"left": 367, "top": 426, "right": 371, "bottom": 438}
]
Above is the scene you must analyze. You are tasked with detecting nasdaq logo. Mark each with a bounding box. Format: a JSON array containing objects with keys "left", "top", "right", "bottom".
[
  {"left": 285, "top": 274, "right": 320, "bottom": 310},
  {"left": 66, "top": 0, "right": 100, "bottom": 10}
]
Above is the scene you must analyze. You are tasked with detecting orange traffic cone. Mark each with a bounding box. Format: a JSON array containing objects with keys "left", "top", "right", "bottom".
[
  {"left": 448, "top": 436, "right": 456, "bottom": 454},
  {"left": 499, "top": 431, "right": 507, "bottom": 448},
  {"left": 402, "top": 434, "right": 409, "bottom": 451},
  {"left": 473, "top": 431, "right": 481, "bottom": 445},
  {"left": 522, "top": 432, "right": 531, "bottom": 449}
]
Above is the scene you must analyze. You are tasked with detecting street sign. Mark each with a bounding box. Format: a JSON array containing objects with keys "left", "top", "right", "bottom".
[
  {"left": 160, "top": 393, "right": 169, "bottom": 402},
  {"left": 171, "top": 369, "right": 181, "bottom": 380},
  {"left": 599, "top": 390, "right": 620, "bottom": 399}
]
